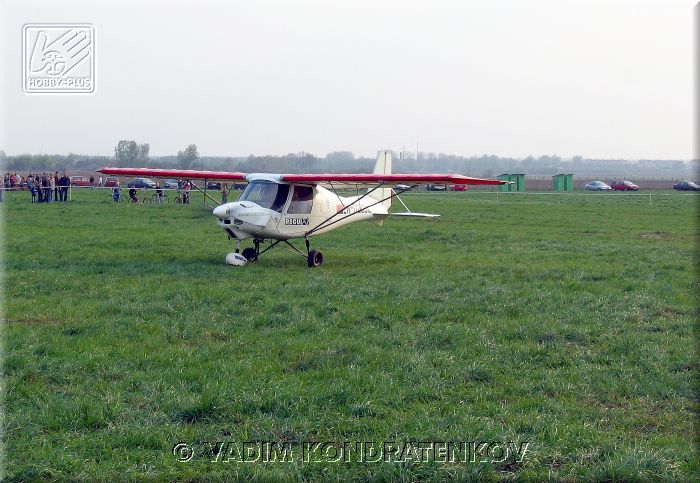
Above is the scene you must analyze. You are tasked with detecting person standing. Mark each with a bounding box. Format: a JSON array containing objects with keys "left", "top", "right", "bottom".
[
  {"left": 183, "top": 180, "right": 191, "bottom": 204},
  {"left": 89, "top": 175, "right": 95, "bottom": 190},
  {"left": 59, "top": 172, "right": 70, "bottom": 201},
  {"left": 28, "top": 175, "right": 36, "bottom": 203},
  {"left": 53, "top": 172, "right": 60, "bottom": 201},
  {"left": 36, "top": 174, "right": 43, "bottom": 202},
  {"left": 221, "top": 183, "right": 229, "bottom": 204},
  {"left": 112, "top": 179, "right": 121, "bottom": 202},
  {"left": 155, "top": 182, "right": 164, "bottom": 203},
  {"left": 98, "top": 175, "right": 103, "bottom": 187},
  {"left": 48, "top": 173, "right": 55, "bottom": 203}
]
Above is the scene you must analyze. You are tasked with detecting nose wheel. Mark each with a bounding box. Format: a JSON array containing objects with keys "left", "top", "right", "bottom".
[{"left": 241, "top": 247, "right": 257, "bottom": 262}]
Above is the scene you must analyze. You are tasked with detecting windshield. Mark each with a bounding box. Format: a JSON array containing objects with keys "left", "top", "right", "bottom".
[{"left": 239, "top": 181, "right": 290, "bottom": 212}]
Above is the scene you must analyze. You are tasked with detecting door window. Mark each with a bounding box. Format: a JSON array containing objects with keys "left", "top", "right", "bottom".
[{"left": 287, "top": 186, "right": 314, "bottom": 214}]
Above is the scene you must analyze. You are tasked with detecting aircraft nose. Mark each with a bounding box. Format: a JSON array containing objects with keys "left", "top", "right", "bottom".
[{"left": 212, "top": 205, "right": 229, "bottom": 219}]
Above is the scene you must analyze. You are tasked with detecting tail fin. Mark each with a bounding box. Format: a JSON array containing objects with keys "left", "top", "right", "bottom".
[{"left": 369, "top": 150, "right": 393, "bottom": 209}]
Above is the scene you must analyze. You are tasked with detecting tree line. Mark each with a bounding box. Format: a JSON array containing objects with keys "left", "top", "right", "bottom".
[{"left": 1, "top": 144, "right": 696, "bottom": 178}]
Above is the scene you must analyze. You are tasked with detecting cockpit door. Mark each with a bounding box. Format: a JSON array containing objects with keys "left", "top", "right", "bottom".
[{"left": 278, "top": 185, "right": 315, "bottom": 233}]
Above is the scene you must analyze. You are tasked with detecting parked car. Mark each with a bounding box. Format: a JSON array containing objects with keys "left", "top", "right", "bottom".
[
  {"left": 104, "top": 176, "right": 119, "bottom": 187},
  {"left": 451, "top": 184, "right": 467, "bottom": 191},
  {"left": 395, "top": 184, "right": 412, "bottom": 191},
  {"left": 584, "top": 181, "right": 612, "bottom": 191},
  {"left": 233, "top": 183, "right": 247, "bottom": 190},
  {"left": 127, "top": 177, "right": 157, "bottom": 188},
  {"left": 425, "top": 184, "right": 447, "bottom": 191},
  {"left": 207, "top": 181, "right": 222, "bottom": 190},
  {"left": 610, "top": 180, "right": 639, "bottom": 191},
  {"left": 70, "top": 175, "right": 90, "bottom": 187},
  {"left": 673, "top": 181, "right": 700, "bottom": 191},
  {"left": 162, "top": 179, "right": 179, "bottom": 189}
]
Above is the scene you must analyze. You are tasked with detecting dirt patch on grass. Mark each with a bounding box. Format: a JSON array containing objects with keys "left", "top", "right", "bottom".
[{"left": 640, "top": 231, "right": 669, "bottom": 239}]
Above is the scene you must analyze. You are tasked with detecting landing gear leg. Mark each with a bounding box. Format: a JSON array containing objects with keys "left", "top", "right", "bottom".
[{"left": 235, "top": 239, "right": 241, "bottom": 254}]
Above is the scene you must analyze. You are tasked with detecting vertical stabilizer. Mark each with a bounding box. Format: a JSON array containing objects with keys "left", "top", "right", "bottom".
[{"left": 369, "top": 150, "right": 393, "bottom": 209}]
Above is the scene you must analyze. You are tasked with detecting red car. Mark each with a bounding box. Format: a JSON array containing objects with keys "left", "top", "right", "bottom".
[
  {"left": 451, "top": 184, "right": 467, "bottom": 191},
  {"left": 610, "top": 180, "right": 639, "bottom": 191},
  {"left": 70, "top": 176, "right": 91, "bottom": 187},
  {"left": 104, "top": 176, "right": 119, "bottom": 187}
]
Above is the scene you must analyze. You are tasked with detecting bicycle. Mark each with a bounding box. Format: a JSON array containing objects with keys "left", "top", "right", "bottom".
[{"left": 150, "top": 193, "right": 169, "bottom": 204}]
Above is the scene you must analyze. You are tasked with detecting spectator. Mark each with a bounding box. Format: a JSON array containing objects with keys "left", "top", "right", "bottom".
[
  {"left": 53, "top": 172, "right": 60, "bottom": 201},
  {"left": 221, "top": 183, "right": 229, "bottom": 204},
  {"left": 37, "top": 174, "right": 44, "bottom": 202},
  {"left": 59, "top": 172, "right": 70, "bottom": 201},
  {"left": 48, "top": 173, "right": 56, "bottom": 203},
  {"left": 0, "top": 174, "right": 4, "bottom": 203},
  {"left": 41, "top": 173, "right": 55, "bottom": 203},
  {"left": 89, "top": 175, "right": 95, "bottom": 190},
  {"left": 28, "top": 175, "right": 36, "bottom": 203},
  {"left": 183, "top": 180, "right": 191, "bottom": 204},
  {"left": 155, "top": 183, "right": 164, "bottom": 203},
  {"left": 112, "top": 179, "right": 121, "bottom": 202},
  {"left": 98, "top": 175, "right": 103, "bottom": 187},
  {"left": 128, "top": 187, "right": 139, "bottom": 203}
]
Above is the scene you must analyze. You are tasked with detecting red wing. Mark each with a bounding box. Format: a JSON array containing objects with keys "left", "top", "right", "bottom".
[
  {"left": 97, "top": 167, "right": 247, "bottom": 181},
  {"left": 97, "top": 168, "right": 507, "bottom": 186},
  {"left": 280, "top": 173, "right": 507, "bottom": 185}
]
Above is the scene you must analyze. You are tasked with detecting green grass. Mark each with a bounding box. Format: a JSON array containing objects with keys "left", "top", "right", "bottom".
[{"left": 3, "top": 189, "right": 698, "bottom": 481}]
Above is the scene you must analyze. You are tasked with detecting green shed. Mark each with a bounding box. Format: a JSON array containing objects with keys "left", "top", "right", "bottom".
[
  {"left": 562, "top": 174, "right": 574, "bottom": 192},
  {"left": 511, "top": 173, "right": 526, "bottom": 192},
  {"left": 552, "top": 174, "right": 574, "bottom": 192},
  {"left": 498, "top": 174, "right": 513, "bottom": 192}
]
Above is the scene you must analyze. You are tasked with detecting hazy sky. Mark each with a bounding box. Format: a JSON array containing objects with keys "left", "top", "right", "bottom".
[{"left": 0, "top": 0, "right": 694, "bottom": 159}]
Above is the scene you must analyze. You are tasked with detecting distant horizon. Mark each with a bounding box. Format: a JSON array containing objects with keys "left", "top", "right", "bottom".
[{"left": 1, "top": 150, "right": 697, "bottom": 163}]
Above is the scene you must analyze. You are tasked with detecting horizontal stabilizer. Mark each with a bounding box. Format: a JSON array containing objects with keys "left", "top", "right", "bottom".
[{"left": 389, "top": 212, "right": 441, "bottom": 218}]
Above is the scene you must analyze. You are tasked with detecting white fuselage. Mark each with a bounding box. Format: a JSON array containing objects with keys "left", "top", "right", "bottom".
[{"left": 213, "top": 183, "right": 388, "bottom": 240}]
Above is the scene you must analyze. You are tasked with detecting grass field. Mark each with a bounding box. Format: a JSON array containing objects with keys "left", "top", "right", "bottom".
[{"left": 3, "top": 188, "right": 697, "bottom": 481}]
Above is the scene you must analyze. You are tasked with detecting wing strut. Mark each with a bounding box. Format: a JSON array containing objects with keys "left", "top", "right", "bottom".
[{"left": 305, "top": 184, "right": 420, "bottom": 237}]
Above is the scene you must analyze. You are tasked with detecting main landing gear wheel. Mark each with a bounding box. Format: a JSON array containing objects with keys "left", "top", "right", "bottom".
[
  {"left": 307, "top": 249, "right": 324, "bottom": 268},
  {"left": 241, "top": 247, "right": 257, "bottom": 262}
]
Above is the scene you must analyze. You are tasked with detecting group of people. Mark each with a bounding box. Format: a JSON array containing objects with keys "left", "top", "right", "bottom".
[
  {"left": 26, "top": 172, "right": 72, "bottom": 203},
  {"left": 0, "top": 172, "right": 218, "bottom": 206},
  {"left": 1, "top": 171, "right": 73, "bottom": 203},
  {"left": 4, "top": 172, "right": 24, "bottom": 189}
]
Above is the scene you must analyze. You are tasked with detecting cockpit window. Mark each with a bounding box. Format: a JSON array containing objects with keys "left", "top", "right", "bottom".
[
  {"left": 287, "top": 186, "right": 314, "bottom": 214},
  {"left": 240, "top": 181, "right": 290, "bottom": 212}
]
